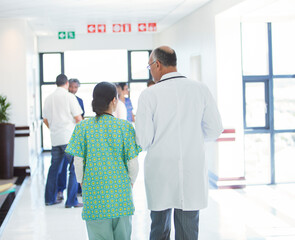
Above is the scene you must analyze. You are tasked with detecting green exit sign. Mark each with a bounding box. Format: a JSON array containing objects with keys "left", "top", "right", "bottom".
[
  {"left": 58, "top": 31, "right": 66, "bottom": 39},
  {"left": 67, "top": 31, "right": 75, "bottom": 39},
  {"left": 58, "top": 31, "right": 75, "bottom": 39}
]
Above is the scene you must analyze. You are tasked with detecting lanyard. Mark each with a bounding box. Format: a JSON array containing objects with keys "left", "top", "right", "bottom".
[{"left": 157, "top": 76, "right": 186, "bottom": 84}]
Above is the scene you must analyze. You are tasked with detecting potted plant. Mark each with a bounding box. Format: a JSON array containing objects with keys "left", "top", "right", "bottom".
[{"left": 0, "top": 95, "right": 15, "bottom": 179}]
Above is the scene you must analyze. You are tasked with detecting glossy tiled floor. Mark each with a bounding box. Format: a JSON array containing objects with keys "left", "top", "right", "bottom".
[{"left": 0, "top": 152, "right": 295, "bottom": 240}]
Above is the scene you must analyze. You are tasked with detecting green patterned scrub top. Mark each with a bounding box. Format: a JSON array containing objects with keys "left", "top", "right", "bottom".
[{"left": 66, "top": 115, "right": 141, "bottom": 221}]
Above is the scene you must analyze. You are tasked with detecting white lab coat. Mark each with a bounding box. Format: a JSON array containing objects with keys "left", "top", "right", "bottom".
[{"left": 135, "top": 72, "right": 223, "bottom": 211}]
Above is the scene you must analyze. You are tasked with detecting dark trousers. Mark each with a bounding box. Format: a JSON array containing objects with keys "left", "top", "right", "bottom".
[
  {"left": 150, "top": 208, "right": 199, "bottom": 240},
  {"left": 44, "top": 144, "right": 78, "bottom": 206},
  {"left": 57, "top": 156, "right": 68, "bottom": 192},
  {"left": 57, "top": 156, "right": 82, "bottom": 194}
]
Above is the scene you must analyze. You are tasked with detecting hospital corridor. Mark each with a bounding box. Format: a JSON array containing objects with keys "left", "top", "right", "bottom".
[{"left": 1, "top": 0, "right": 295, "bottom": 239}]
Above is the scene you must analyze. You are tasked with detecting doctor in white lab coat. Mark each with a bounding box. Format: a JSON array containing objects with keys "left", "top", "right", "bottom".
[{"left": 135, "top": 46, "right": 223, "bottom": 240}]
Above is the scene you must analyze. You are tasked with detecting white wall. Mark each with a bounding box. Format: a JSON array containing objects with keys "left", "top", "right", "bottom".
[
  {"left": 0, "top": 19, "right": 40, "bottom": 173},
  {"left": 154, "top": 0, "right": 246, "bottom": 184},
  {"left": 154, "top": 0, "right": 246, "bottom": 94},
  {"left": 215, "top": 14, "right": 245, "bottom": 180},
  {"left": 0, "top": 20, "right": 28, "bottom": 125},
  {"left": 38, "top": 33, "right": 154, "bottom": 52}
]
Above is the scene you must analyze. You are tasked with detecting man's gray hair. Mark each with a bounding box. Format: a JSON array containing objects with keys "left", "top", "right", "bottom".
[
  {"left": 152, "top": 47, "right": 177, "bottom": 67},
  {"left": 69, "top": 78, "right": 80, "bottom": 87}
]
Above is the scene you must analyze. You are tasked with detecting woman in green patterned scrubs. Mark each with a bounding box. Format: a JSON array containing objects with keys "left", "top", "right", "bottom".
[{"left": 66, "top": 82, "right": 141, "bottom": 240}]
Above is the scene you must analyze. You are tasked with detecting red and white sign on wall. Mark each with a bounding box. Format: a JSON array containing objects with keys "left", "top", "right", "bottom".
[
  {"left": 87, "top": 24, "right": 96, "bottom": 33},
  {"left": 148, "top": 23, "right": 157, "bottom": 32},
  {"left": 87, "top": 22, "right": 157, "bottom": 34},
  {"left": 138, "top": 23, "right": 157, "bottom": 32},
  {"left": 138, "top": 23, "right": 147, "bottom": 32},
  {"left": 113, "top": 24, "right": 122, "bottom": 33},
  {"left": 123, "top": 24, "right": 131, "bottom": 33},
  {"left": 97, "top": 24, "right": 106, "bottom": 33}
]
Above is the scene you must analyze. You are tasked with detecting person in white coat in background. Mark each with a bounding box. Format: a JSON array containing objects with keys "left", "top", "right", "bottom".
[
  {"left": 135, "top": 46, "right": 223, "bottom": 240},
  {"left": 113, "top": 83, "right": 127, "bottom": 120}
]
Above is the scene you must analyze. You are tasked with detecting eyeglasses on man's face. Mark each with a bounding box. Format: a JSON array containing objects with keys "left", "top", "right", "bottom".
[{"left": 147, "top": 60, "right": 156, "bottom": 70}]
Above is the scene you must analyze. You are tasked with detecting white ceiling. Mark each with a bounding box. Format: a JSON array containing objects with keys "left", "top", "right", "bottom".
[
  {"left": 221, "top": 0, "right": 295, "bottom": 21},
  {"left": 0, "top": 0, "right": 211, "bottom": 36},
  {"left": 242, "top": 0, "right": 295, "bottom": 20}
]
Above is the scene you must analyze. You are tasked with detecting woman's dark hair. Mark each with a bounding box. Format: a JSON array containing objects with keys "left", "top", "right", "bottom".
[
  {"left": 92, "top": 82, "right": 117, "bottom": 117},
  {"left": 118, "top": 82, "right": 127, "bottom": 90}
]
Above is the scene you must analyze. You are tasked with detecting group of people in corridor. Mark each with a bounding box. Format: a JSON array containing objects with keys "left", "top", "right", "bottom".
[{"left": 42, "top": 45, "right": 223, "bottom": 240}]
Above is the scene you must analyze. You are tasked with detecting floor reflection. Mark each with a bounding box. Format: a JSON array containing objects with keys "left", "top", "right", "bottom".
[{"left": 0, "top": 152, "right": 295, "bottom": 240}]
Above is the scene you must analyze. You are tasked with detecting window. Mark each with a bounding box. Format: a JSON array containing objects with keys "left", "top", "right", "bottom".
[
  {"left": 272, "top": 22, "right": 295, "bottom": 75},
  {"left": 244, "top": 133, "right": 271, "bottom": 184},
  {"left": 39, "top": 53, "right": 64, "bottom": 150},
  {"left": 64, "top": 50, "right": 128, "bottom": 83},
  {"left": 42, "top": 53, "right": 63, "bottom": 83},
  {"left": 275, "top": 133, "right": 295, "bottom": 183},
  {"left": 40, "top": 50, "right": 152, "bottom": 151},
  {"left": 244, "top": 81, "right": 268, "bottom": 129},
  {"left": 241, "top": 22, "right": 269, "bottom": 76},
  {"left": 273, "top": 78, "right": 295, "bottom": 130},
  {"left": 241, "top": 22, "right": 295, "bottom": 184},
  {"left": 130, "top": 51, "right": 150, "bottom": 80}
]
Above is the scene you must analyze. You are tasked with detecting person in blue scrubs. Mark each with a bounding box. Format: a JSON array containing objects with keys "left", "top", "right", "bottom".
[{"left": 118, "top": 83, "right": 134, "bottom": 122}]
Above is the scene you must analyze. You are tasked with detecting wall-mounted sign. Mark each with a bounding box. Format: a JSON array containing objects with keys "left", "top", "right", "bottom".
[
  {"left": 58, "top": 31, "right": 75, "bottom": 39},
  {"left": 123, "top": 24, "right": 131, "bottom": 33},
  {"left": 138, "top": 23, "right": 146, "bottom": 32},
  {"left": 113, "top": 24, "right": 122, "bottom": 33},
  {"left": 87, "top": 24, "right": 96, "bottom": 33},
  {"left": 67, "top": 31, "right": 75, "bottom": 39},
  {"left": 138, "top": 23, "right": 157, "bottom": 32},
  {"left": 58, "top": 32, "right": 66, "bottom": 39},
  {"left": 97, "top": 24, "right": 106, "bottom": 33},
  {"left": 148, "top": 23, "right": 157, "bottom": 32},
  {"left": 87, "top": 23, "right": 157, "bottom": 34},
  {"left": 112, "top": 23, "right": 132, "bottom": 33}
]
